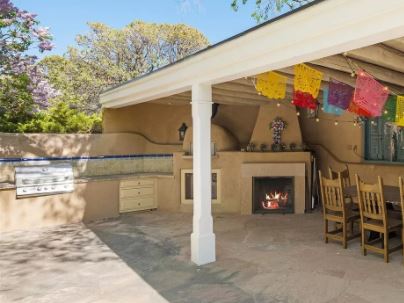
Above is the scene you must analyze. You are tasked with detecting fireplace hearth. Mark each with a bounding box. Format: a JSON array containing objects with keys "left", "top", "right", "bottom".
[{"left": 252, "top": 177, "right": 294, "bottom": 214}]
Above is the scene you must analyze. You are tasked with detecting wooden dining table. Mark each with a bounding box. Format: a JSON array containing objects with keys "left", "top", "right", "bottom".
[
  {"left": 344, "top": 185, "right": 402, "bottom": 211},
  {"left": 344, "top": 185, "right": 402, "bottom": 240}
]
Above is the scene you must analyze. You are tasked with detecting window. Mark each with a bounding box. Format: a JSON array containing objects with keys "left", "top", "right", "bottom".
[
  {"left": 364, "top": 117, "right": 404, "bottom": 162},
  {"left": 180, "top": 169, "right": 221, "bottom": 204}
]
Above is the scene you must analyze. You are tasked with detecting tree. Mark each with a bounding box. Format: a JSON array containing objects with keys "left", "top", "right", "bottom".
[
  {"left": 0, "top": 0, "right": 58, "bottom": 131},
  {"left": 42, "top": 21, "right": 209, "bottom": 113},
  {"left": 18, "top": 101, "right": 102, "bottom": 134},
  {"left": 0, "top": 0, "right": 57, "bottom": 107},
  {"left": 231, "top": 0, "right": 312, "bottom": 22}
]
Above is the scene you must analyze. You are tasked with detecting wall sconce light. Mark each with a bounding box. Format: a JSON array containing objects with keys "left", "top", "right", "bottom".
[{"left": 178, "top": 123, "right": 188, "bottom": 141}]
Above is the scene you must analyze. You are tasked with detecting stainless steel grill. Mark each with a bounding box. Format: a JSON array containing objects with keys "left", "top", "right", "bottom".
[{"left": 15, "top": 163, "right": 74, "bottom": 197}]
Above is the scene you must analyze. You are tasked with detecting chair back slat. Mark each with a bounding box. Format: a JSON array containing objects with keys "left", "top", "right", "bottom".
[
  {"left": 355, "top": 175, "right": 386, "bottom": 222},
  {"left": 320, "top": 171, "right": 346, "bottom": 213},
  {"left": 329, "top": 166, "right": 351, "bottom": 189}
]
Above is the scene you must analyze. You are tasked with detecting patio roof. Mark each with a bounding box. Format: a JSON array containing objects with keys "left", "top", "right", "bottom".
[
  {"left": 100, "top": 0, "right": 404, "bottom": 108},
  {"left": 98, "top": 0, "right": 404, "bottom": 267}
]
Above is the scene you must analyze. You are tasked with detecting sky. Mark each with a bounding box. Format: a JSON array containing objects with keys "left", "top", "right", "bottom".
[{"left": 13, "top": 0, "right": 264, "bottom": 58}]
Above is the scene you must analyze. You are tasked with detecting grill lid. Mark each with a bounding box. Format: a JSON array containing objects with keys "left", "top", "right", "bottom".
[{"left": 15, "top": 163, "right": 74, "bottom": 197}]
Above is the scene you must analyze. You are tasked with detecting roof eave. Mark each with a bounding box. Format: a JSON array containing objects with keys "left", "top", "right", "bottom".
[{"left": 100, "top": 0, "right": 404, "bottom": 108}]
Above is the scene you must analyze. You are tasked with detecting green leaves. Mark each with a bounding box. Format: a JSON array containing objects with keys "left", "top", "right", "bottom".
[
  {"left": 0, "top": 101, "right": 102, "bottom": 133},
  {"left": 231, "top": 0, "right": 312, "bottom": 23}
]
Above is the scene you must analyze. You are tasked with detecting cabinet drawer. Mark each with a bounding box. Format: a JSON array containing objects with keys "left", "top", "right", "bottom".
[
  {"left": 120, "top": 187, "right": 154, "bottom": 198},
  {"left": 121, "top": 179, "right": 155, "bottom": 188},
  {"left": 120, "top": 197, "right": 155, "bottom": 212}
]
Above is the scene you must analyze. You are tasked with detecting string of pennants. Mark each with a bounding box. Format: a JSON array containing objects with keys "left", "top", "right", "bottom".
[{"left": 254, "top": 64, "right": 404, "bottom": 126}]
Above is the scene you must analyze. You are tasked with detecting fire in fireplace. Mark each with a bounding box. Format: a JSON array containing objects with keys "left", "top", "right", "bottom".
[{"left": 252, "top": 177, "right": 294, "bottom": 214}]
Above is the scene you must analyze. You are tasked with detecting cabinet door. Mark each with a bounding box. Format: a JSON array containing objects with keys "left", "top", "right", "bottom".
[
  {"left": 119, "top": 179, "right": 157, "bottom": 212},
  {"left": 120, "top": 197, "right": 155, "bottom": 212},
  {"left": 120, "top": 187, "right": 154, "bottom": 198},
  {"left": 121, "top": 179, "right": 155, "bottom": 188}
]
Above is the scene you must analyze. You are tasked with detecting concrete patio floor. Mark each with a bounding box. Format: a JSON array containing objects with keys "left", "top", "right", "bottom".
[{"left": 1, "top": 211, "right": 404, "bottom": 303}]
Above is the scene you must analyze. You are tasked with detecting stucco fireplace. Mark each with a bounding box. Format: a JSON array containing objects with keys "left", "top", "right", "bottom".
[
  {"left": 241, "top": 163, "right": 306, "bottom": 215},
  {"left": 252, "top": 176, "right": 294, "bottom": 214}
]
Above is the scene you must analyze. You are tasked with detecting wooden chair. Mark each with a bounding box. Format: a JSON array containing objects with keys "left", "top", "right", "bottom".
[
  {"left": 319, "top": 171, "right": 360, "bottom": 248},
  {"left": 329, "top": 166, "right": 351, "bottom": 189},
  {"left": 399, "top": 176, "right": 404, "bottom": 265},
  {"left": 355, "top": 175, "right": 402, "bottom": 263},
  {"left": 329, "top": 166, "right": 356, "bottom": 206}
]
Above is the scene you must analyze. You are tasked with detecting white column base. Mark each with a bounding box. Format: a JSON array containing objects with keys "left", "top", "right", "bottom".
[{"left": 191, "top": 232, "right": 216, "bottom": 265}]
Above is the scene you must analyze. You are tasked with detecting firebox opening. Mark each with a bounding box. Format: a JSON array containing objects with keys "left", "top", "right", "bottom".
[{"left": 252, "top": 176, "right": 294, "bottom": 214}]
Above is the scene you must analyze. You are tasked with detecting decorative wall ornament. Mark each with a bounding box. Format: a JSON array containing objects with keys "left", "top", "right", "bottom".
[
  {"left": 270, "top": 117, "right": 287, "bottom": 151},
  {"left": 246, "top": 142, "right": 256, "bottom": 152},
  {"left": 260, "top": 143, "right": 268, "bottom": 152},
  {"left": 396, "top": 95, "right": 404, "bottom": 126},
  {"left": 327, "top": 78, "right": 354, "bottom": 110},
  {"left": 383, "top": 95, "right": 397, "bottom": 122},
  {"left": 294, "top": 64, "right": 323, "bottom": 99},
  {"left": 255, "top": 71, "right": 287, "bottom": 99},
  {"left": 353, "top": 69, "right": 389, "bottom": 117},
  {"left": 289, "top": 143, "right": 297, "bottom": 151}
]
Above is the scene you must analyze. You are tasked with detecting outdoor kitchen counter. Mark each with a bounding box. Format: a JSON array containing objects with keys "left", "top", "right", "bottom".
[
  {"left": 0, "top": 173, "right": 174, "bottom": 191},
  {"left": 75, "top": 172, "right": 174, "bottom": 183},
  {"left": 0, "top": 182, "right": 15, "bottom": 190}
]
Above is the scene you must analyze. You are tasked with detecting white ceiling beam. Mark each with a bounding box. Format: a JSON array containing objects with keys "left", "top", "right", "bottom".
[{"left": 346, "top": 44, "right": 404, "bottom": 74}]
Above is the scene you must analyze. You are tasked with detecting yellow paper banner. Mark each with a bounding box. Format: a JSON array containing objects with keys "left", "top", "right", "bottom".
[
  {"left": 255, "top": 71, "right": 287, "bottom": 100},
  {"left": 395, "top": 95, "right": 404, "bottom": 126},
  {"left": 294, "top": 64, "right": 323, "bottom": 98}
]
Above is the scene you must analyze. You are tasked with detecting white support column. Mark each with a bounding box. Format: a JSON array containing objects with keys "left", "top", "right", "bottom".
[{"left": 190, "top": 83, "right": 216, "bottom": 266}]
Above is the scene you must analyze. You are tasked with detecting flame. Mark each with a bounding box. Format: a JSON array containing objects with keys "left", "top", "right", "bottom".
[{"left": 261, "top": 191, "right": 288, "bottom": 209}]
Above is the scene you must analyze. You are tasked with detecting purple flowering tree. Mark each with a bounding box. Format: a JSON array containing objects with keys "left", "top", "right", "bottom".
[{"left": 0, "top": 0, "right": 57, "bottom": 114}]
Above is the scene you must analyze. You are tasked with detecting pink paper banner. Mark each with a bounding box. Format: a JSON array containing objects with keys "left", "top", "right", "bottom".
[{"left": 353, "top": 70, "right": 389, "bottom": 117}]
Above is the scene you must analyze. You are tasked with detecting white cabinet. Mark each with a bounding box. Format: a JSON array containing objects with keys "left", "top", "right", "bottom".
[{"left": 119, "top": 179, "right": 157, "bottom": 213}]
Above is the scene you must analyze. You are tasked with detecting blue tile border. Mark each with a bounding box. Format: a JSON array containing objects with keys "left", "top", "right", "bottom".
[{"left": 0, "top": 154, "right": 173, "bottom": 163}]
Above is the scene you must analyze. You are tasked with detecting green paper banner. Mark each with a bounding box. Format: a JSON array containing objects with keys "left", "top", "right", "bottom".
[{"left": 382, "top": 95, "right": 397, "bottom": 122}]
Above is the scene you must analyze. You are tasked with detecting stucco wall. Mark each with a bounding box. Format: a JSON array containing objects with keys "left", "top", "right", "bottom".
[
  {"left": 0, "top": 133, "right": 181, "bottom": 158},
  {"left": 212, "top": 104, "right": 259, "bottom": 145},
  {"left": 0, "top": 179, "right": 120, "bottom": 232},
  {"left": 0, "top": 132, "right": 177, "bottom": 232},
  {"left": 250, "top": 103, "right": 303, "bottom": 148},
  {"left": 299, "top": 111, "right": 362, "bottom": 162},
  {"left": 0, "top": 101, "right": 312, "bottom": 232},
  {"left": 103, "top": 102, "right": 260, "bottom": 147},
  {"left": 182, "top": 124, "right": 240, "bottom": 152},
  {"left": 103, "top": 103, "right": 192, "bottom": 145},
  {"left": 299, "top": 111, "right": 403, "bottom": 186},
  {"left": 163, "top": 151, "right": 312, "bottom": 214}
]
